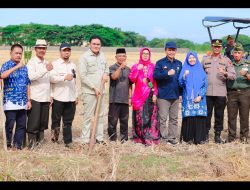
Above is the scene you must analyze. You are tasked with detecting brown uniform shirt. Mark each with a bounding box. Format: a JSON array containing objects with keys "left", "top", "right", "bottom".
[{"left": 201, "top": 54, "right": 236, "bottom": 96}]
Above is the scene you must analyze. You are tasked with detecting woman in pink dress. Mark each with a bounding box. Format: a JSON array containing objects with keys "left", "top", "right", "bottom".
[{"left": 129, "top": 47, "right": 160, "bottom": 145}]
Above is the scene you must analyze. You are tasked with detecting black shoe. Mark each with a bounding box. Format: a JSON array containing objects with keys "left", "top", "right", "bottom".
[
  {"left": 225, "top": 138, "right": 235, "bottom": 143},
  {"left": 240, "top": 137, "right": 248, "bottom": 144},
  {"left": 7, "top": 144, "right": 12, "bottom": 150},
  {"left": 96, "top": 140, "right": 107, "bottom": 145},
  {"left": 214, "top": 134, "right": 224, "bottom": 144}
]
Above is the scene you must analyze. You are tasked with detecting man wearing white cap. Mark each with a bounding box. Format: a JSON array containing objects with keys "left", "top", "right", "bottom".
[
  {"left": 50, "top": 43, "right": 78, "bottom": 148},
  {"left": 26, "top": 39, "right": 53, "bottom": 149}
]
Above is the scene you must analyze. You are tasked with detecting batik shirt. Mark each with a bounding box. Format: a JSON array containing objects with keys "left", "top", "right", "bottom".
[{"left": 0, "top": 60, "right": 30, "bottom": 110}]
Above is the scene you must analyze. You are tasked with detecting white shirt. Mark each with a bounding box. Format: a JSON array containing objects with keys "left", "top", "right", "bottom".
[
  {"left": 27, "top": 56, "right": 51, "bottom": 102},
  {"left": 4, "top": 100, "right": 27, "bottom": 111},
  {"left": 50, "top": 58, "right": 78, "bottom": 102}
]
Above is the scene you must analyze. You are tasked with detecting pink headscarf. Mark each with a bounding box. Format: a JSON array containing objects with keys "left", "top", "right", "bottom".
[
  {"left": 139, "top": 47, "right": 151, "bottom": 65},
  {"left": 129, "top": 47, "right": 158, "bottom": 110}
]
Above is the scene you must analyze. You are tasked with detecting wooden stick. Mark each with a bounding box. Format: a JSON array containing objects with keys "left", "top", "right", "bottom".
[
  {"left": 0, "top": 79, "right": 7, "bottom": 151},
  {"left": 88, "top": 82, "right": 104, "bottom": 153}
]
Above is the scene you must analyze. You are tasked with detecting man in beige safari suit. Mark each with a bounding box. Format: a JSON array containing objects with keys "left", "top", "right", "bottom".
[{"left": 79, "top": 35, "right": 109, "bottom": 144}]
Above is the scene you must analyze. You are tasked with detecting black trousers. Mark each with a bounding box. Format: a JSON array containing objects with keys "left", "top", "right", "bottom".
[
  {"left": 108, "top": 103, "right": 129, "bottom": 141},
  {"left": 27, "top": 100, "right": 50, "bottom": 141},
  {"left": 206, "top": 96, "right": 227, "bottom": 134},
  {"left": 4, "top": 109, "right": 27, "bottom": 149},
  {"left": 51, "top": 99, "right": 76, "bottom": 144},
  {"left": 227, "top": 89, "right": 250, "bottom": 140},
  {"left": 180, "top": 116, "right": 207, "bottom": 144}
]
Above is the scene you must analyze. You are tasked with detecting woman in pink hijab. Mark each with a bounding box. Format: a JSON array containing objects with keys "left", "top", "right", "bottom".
[{"left": 129, "top": 47, "right": 160, "bottom": 145}]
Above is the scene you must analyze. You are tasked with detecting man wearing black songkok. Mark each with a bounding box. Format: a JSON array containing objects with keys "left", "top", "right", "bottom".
[{"left": 108, "top": 48, "right": 132, "bottom": 143}]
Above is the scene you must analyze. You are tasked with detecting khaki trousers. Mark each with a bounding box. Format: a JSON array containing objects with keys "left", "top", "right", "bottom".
[
  {"left": 157, "top": 98, "right": 179, "bottom": 140},
  {"left": 82, "top": 93, "right": 105, "bottom": 143}
]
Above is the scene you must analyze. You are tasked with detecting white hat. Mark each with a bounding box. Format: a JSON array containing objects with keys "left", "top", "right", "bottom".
[{"left": 34, "top": 39, "right": 47, "bottom": 47}]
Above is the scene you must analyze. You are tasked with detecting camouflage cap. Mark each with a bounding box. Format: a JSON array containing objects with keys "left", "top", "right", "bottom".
[
  {"left": 227, "top": 35, "right": 234, "bottom": 40},
  {"left": 211, "top": 39, "right": 222, "bottom": 47},
  {"left": 233, "top": 43, "right": 244, "bottom": 52}
]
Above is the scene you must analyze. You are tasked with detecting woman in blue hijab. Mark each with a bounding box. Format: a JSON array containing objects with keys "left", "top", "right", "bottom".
[{"left": 179, "top": 51, "right": 208, "bottom": 144}]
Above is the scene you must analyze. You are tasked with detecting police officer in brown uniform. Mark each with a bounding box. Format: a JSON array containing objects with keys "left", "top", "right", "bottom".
[
  {"left": 226, "top": 43, "right": 250, "bottom": 144},
  {"left": 201, "top": 39, "right": 236, "bottom": 143}
]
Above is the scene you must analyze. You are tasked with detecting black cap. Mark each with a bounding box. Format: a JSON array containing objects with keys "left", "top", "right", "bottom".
[
  {"left": 211, "top": 39, "right": 222, "bottom": 46},
  {"left": 165, "top": 41, "right": 177, "bottom": 49},
  {"left": 60, "top": 43, "right": 71, "bottom": 50},
  {"left": 116, "top": 48, "right": 126, "bottom": 54}
]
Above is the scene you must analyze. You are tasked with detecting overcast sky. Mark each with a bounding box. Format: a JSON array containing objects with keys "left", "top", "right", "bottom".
[{"left": 1, "top": 8, "right": 250, "bottom": 43}]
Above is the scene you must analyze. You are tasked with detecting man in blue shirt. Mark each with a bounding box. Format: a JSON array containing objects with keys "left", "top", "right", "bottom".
[
  {"left": 0, "top": 44, "right": 31, "bottom": 150},
  {"left": 153, "top": 41, "right": 182, "bottom": 145}
]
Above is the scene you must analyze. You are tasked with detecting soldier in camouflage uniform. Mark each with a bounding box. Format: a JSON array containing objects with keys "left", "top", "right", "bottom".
[
  {"left": 226, "top": 43, "right": 250, "bottom": 144},
  {"left": 224, "top": 35, "right": 235, "bottom": 61},
  {"left": 201, "top": 39, "right": 236, "bottom": 144}
]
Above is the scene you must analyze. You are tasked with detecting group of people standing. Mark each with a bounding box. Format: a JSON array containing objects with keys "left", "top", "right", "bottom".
[
  {"left": 1, "top": 35, "right": 250, "bottom": 150},
  {"left": 107, "top": 38, "right": 250, "bottom": 146},
  {"left": 1, "top": 40, "right": 78, "bottom": 150}
]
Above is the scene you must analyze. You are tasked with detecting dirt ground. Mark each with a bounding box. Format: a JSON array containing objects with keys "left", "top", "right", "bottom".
[{"left": 0, "top": 47, "right": 250, "bottom": 181}]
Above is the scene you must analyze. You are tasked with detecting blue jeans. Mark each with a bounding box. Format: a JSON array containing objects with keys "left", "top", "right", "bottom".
[{"left": 4, "top": 109, "right": 27, "bottom": 149}]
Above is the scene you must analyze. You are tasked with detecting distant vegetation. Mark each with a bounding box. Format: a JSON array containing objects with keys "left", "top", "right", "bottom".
[{"left": 0, "top": 23, "right": 250, "bottom": 52}]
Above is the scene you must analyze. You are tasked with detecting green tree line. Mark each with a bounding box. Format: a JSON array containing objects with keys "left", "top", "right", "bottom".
[{"left": 0, "top": 23, "right": 250, "bottom": 52}]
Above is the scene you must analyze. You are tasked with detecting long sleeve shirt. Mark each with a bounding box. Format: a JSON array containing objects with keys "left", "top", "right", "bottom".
[
  {"left": 79, "top": 49, "right": 109, "bottom": 94},
  {"left": 26, "top": 56, "right": 51, "bottom": 102},
  {"left": 227, "top": 59, "right": 250, "bottom": 89},
  {"left": 179, "top": 75, "right": 208, "bottom": 117},
  {"left": 201, "top": 54, "right": 236, "bottom": 96},
  {"left": 50, "top": 58, "right": 78, "bottom": 102},
  {"left": 129, "top": 63, "right": 158, "bottom": 110},
  {"left": 153, "top": 57, "right": 182, "bottom": 100}
]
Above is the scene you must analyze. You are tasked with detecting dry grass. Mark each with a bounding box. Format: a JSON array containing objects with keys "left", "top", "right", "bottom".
[{"left": 0, "top": 47, "right": 250, "bottom": 181}]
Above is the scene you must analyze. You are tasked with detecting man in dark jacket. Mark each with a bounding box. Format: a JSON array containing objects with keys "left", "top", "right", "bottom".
[{"left": 153, "top": 41, "right": 182, "bottom": 145}]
